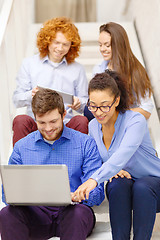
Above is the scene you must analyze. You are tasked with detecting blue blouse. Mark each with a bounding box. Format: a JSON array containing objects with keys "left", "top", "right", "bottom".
[{"left": 89, "top": 110, "right": 160, "bottom": 184}]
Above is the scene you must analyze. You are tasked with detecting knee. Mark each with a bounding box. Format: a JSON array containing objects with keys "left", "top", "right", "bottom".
[
  {"left": 66, "top": 115, "right": 89, "bottom": 134},
  {"left": 76, "top": 115, "right": 89, "bottom": 134},
  {"left": 74, "top": 204, "right": 92, "bottom": 218},
  {"left": 74, "top": 115, "right": 89, "bottom": 125},
  {"left": 133, "top": 177, "right": 154, "bottom": 198},
  {"left": 0, "top": 206, "right": 10, "bottom": 225},
  {"left": 106, "top": 178, "right": 133, "bottom": 198},
  {"left": 84, "top": 106, "right": 94, "bottom": 122},
  {"left": 65, "top": 204, "right": 94, "bottom": 223},
  {"left": 12, "top": 115, "right": 31, "bottom": 129}
]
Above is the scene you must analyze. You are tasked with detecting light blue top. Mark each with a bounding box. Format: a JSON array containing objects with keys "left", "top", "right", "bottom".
[
  {"left": 2, "top": 125, "right": 105, "bottom": 206},
  {"left": 89, "top": 110, "right": 160, "bottom": 184},
  {"left": 13, "top": 54, "right": 88, "bottom": 123},
  {"left": 93, "top": 60, "right": 154, "bottom": 113}
]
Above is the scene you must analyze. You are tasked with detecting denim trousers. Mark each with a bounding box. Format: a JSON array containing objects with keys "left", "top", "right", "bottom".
[
  {"left": 106, "top": 176, "right": 160, "bottom": 240},
  {"left": 0, "top": 204, "right": 95, "bottom": 240}
]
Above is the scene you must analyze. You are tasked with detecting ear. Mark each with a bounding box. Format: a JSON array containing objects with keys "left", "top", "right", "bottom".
[
  {"left": 115, "top": 96, "right": 120, "bottom": 107},
  {"left": 62, "top": 110, "right": 67, "bottom": 120}
]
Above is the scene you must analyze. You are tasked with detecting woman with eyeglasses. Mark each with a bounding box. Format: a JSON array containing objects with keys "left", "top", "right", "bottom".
[
  {"left": 73, "top": 70, "right": 160, "bottom": 240},
  {"left": 84, "top": 22, "right": 153, "bottom": 121}
]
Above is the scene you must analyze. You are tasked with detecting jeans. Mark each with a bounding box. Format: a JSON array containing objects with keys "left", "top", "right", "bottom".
[
  {"left": 0, "top": 204, "right": 95, "bottom": 240},
  {"left": 106, "top": 176, "right": 160, "bottom": 240}
]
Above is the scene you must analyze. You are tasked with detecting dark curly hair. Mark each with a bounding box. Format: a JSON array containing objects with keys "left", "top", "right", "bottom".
[{"left": 88, "top": 70, "right": 130, "bottom": 113}]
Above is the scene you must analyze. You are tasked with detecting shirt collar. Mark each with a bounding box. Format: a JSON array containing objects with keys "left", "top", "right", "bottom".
[
  {"left": 100, "top": 60, "right": 109, "bottom": 71},
  {"left": 35, "top": 130, "right": 44, "bottom": 142},
  {"left": 60, "top": 125, "right": 72, "bottom": 140},
  {"left": 42, "top": 55, "right": 67, "bottom": 66},
  {"left": 35, "top": 124, "right": 71, "bottom": 143}
]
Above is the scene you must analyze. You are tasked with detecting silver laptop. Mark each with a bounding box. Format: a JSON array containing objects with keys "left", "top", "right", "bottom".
[{"left": 0, "top": 164, "right": 72, "bottom": 206}]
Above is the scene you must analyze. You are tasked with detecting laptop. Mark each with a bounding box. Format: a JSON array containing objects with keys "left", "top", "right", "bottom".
[{"left": 0, "top": 164, "right": 73, "bottom": 206}]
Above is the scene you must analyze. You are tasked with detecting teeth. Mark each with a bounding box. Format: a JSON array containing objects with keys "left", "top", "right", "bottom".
[{"left": 98, "top": 117, "right": 104, "bottom": 119}]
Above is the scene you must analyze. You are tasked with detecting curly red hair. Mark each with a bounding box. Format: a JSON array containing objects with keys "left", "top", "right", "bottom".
[{"left": 37, "top": 17, "right": 81, "bottom": 63}]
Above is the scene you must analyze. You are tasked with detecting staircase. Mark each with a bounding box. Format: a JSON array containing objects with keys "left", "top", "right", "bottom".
[
  {"left": 0, "top": 1, "right": 160, "bottom": 239},
  {"left": 4, "top": 21, "right": 160, "bottom": 240}
]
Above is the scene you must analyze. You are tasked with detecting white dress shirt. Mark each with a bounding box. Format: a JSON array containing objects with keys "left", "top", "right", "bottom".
[{"left": 13, "top": 54, "right": 88, "bottom": 123}]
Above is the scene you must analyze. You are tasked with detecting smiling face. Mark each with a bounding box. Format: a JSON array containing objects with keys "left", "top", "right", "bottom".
[
  {"left": 36, "top": 109, "right": 66, "bottom": 141},
  {"left": 99, "top": 31, "right": 112, "bottom": 61},
  {"left": 89, "top": 89, "right": 120, "bottom": 126},
  {"left": 48, "top": 31, "right": 71, "bottom": 63}
]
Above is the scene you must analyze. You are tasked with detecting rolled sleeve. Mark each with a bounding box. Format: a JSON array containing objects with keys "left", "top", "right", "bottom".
[{"left": 138, "top": 94, "right": 154, "bottom": 113}]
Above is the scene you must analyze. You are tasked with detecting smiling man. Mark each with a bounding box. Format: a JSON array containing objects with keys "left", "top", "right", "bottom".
[
  {"left": 36, "top": 108, "right": 64, "bottom": 141},
  {"left": 12, "top": 17, "right": 88, "bottom": 146},
  {"left": 0, "top": 88, "right": 104, "bottom": 240}
]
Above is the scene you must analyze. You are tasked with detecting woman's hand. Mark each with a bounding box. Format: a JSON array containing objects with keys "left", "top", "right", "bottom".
[
  {"left": 72, "top": 179, "right": 97, "bottom": 202},
  {"left": 109, "top": 170, "right": 131, "bottom": 182}
]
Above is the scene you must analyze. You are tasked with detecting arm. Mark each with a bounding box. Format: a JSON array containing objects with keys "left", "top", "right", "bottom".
[
  {"left": 131, "top": 93, "right": 154, "bottom": 120},
  {"left": 73, "top": 114, "right": 147, "bottom": 201},
  {"left": 12, "top": 58, "right": 33, "bottom": 108},
  {"left": 8, "top": 144, "right": 23, "bottom": 165},
  {"left": 91, "top": 114, "right": 147, "bottom": 184},
  {"left": 73, "top": 65, "right": 88, "bottom": 113},
  {"left": 130, "top": 107, "right": 151, "bottom": 119},
  {"left": 2, "top": 145, "right": 22, "bottom": 203},
  {"left": 74, "top": 137, "right": 105, "bottom": 206}
]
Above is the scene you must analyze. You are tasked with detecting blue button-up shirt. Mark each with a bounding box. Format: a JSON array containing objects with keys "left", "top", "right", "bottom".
[
  {"left": 13, "top": 54, "right": 88, "bottom": 123},
  {"left": 3, "top": 126, "right": 104, "bottom": 206},
  {"left": 89, "top": 110, "right": 160, "bottom": 184}
]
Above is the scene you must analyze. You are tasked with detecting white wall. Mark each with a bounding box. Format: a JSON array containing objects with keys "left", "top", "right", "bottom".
[
  {"left": 126, "top": 0, "right": 160, "bottom": 117},
  {"left": 96, "top": 0, "right": 129, "bottom": 22},
  {"left": 0, "top": 0, "right": 35, "bottom": 162}
]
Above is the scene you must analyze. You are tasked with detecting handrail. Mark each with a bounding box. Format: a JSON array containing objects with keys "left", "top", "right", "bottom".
[
  {"left": 0, "top": 113, "right": 5, "bottom": 163},
  {"left": 0, "top": 0, "right": 13, "bottom": 47}
]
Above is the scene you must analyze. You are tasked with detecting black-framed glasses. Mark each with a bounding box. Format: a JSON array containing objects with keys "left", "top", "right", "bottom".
[{"left": 87, "top": 98, "right": 117, "bottom": 113}]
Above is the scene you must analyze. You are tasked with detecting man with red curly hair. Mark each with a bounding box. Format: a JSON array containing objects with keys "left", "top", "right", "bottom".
[{"left": 12, "top": 17, "right": 88, "bottom": 145}]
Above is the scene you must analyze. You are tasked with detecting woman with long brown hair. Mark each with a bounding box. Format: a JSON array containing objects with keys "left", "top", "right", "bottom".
[{"left": 85, "top": 22, "right": 153, "bottom": 120}]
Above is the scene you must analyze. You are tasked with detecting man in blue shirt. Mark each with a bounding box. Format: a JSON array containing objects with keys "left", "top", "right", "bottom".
[
  {"left": 12, "top": 17, "right": 89, "bottom": 146},
  {"left": 0, "top": 88, "right": 104, "bottom": 240}
]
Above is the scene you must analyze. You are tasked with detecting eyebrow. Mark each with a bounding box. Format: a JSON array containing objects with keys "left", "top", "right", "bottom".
[
  {"left": 98, "top": 41, "right": 111, "bottom": 45},
  {"left": 36, "top": 118, "right": 58, "bottom": 123},
  {"left": 54, "top": 40, "right": 70, "bottom": 44},
  {"left": 90, "top": 100, "right": 111, "bottom": 104}
]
